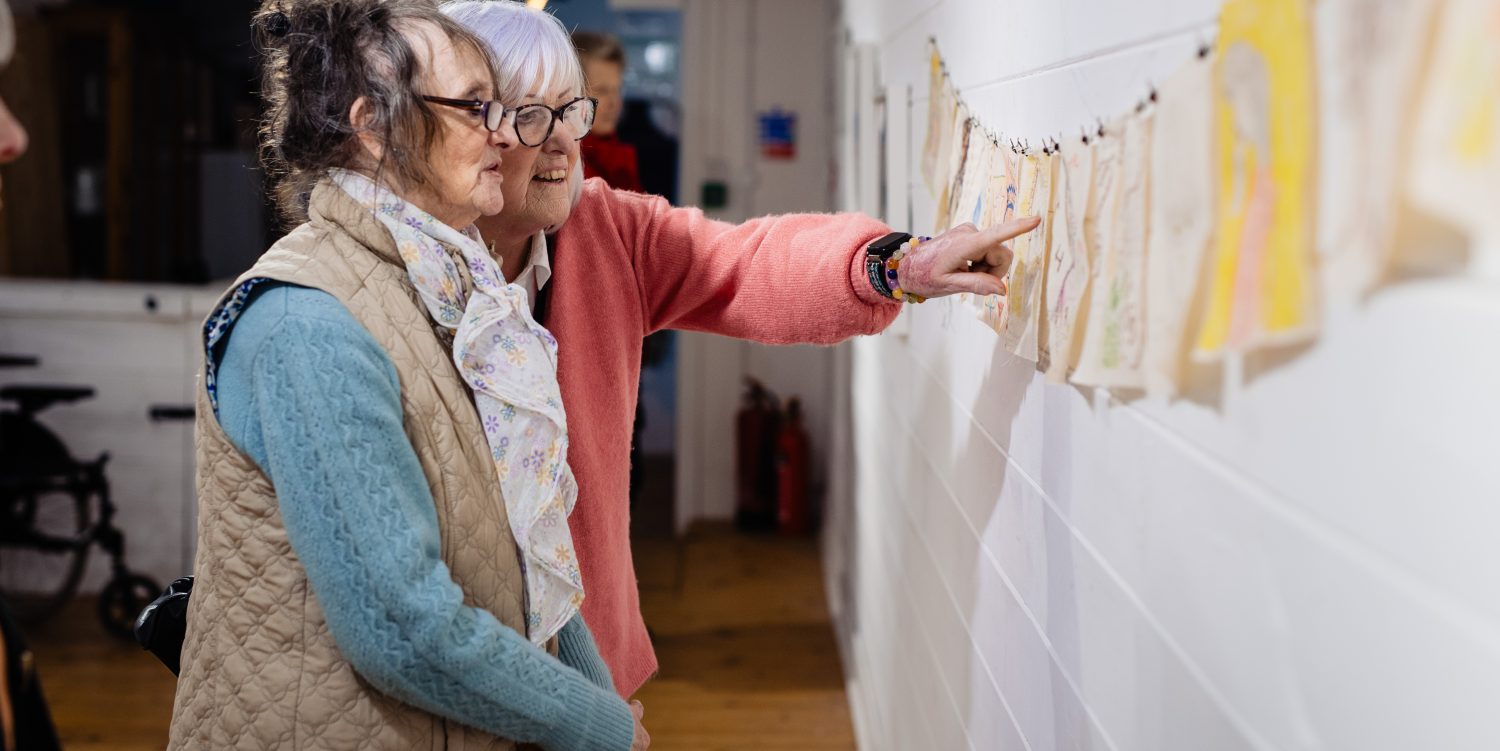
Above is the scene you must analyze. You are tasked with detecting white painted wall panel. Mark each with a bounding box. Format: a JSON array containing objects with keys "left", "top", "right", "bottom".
[
  {"left": 827, "top": 1, "right": 1500, "bottom": 749},
  {"left": 0, "top": 280, "right": 215, "bottom": 596}
]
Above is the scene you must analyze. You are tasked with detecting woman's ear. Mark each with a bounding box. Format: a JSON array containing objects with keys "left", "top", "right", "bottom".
[{"left": 349, "top": 96, "right": 384, "bottom": 165}]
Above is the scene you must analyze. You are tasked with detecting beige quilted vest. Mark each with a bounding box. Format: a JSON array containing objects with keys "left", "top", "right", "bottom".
[{"left": 169, "top": 180, "right": 544, "bottom": 750}]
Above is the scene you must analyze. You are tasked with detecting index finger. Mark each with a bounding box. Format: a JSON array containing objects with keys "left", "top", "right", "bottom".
[
  {"left": 984, "top": 217, "right": 1044, "bottom": 245},
  {"left": 960, "top": 216, "right": 1041, "bottom": 260}
]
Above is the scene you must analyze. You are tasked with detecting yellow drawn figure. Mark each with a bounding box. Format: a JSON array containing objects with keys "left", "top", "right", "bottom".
[{"left": 1195, "top": 0, "right": 1317, "bottom": 357}]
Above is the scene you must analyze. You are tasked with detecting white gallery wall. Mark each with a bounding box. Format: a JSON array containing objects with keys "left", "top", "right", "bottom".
[{"left": 824, "top": 1, "right": 1500, "bottom": 749}]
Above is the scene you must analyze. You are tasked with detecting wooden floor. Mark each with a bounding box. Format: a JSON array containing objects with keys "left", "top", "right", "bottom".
[
  {"left": 23, "top": 524, "right": 854, "bottom": 750},
  {"left": 22, "top": 598, "right": 178, "bottom": 750},
  {"left": 632, "top": 526, "right": 856, "bottom": 750}
]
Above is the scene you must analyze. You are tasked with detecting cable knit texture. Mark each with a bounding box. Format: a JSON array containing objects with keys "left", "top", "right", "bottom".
[
  {"left": 170, "top": 180, "right": 627, "bottom": 750},
  {"left": 211, "top": 284, "right": 630, "bottom": 750},
  {"left": 549, "top": 179, "right": 900, "bottom": 695},
  {"left": 556, "top": 612, "right": 615, "bottom": 692}
]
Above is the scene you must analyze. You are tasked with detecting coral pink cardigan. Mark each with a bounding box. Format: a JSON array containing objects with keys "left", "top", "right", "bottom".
[{"left": 548, "top": 179, "right": 899, "bottom": 696}]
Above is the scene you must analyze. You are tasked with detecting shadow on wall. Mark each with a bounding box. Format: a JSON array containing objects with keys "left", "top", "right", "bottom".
[
  {"left": 944, "top": 338, "right": 1052, "bottom": 747},
  {"left": 846, "top": 319, "right": 1063, "bottom": 746},
  {"left": 910, "top": 327, "right": 1096, "bottom": 748}
]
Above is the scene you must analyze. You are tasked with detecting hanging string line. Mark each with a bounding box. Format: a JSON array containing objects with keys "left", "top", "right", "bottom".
[{"left": 926, "top": 16, "right": 1217, "bottom": 97}]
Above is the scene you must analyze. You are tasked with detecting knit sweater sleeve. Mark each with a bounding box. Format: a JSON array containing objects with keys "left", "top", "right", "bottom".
[
  {"left": 213, "top": 284, "right": 635, "bottom": 751},
  {"left": 568, "top": 179, "right": 901, "bottom": 343},
  {"left": 556, "top": 615, "right": 616, "bottom": 692}
]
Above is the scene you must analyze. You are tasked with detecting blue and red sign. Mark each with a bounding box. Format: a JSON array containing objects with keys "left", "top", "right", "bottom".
[{"left": 757, "top": 109, "right": 797, "bottom": 160}]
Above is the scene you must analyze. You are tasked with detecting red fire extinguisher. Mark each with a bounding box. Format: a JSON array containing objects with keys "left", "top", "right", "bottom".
[
  {"left": 735, "top": 378, "right": 779, "bottom": 532},
  {"left": 777, "top": 397, "right": 812, "bottom": 536}
]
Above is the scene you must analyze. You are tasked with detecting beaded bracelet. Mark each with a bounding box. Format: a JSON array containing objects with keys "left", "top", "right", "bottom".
[{"left": 884, "top": 236, "right": 932, "bottom": 304}]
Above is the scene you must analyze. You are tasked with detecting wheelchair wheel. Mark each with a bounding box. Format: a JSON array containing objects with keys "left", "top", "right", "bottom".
[
  {"left": 0, "top": 487, "right": 92, "bottom": 625},
  {"left": 98, "top": 572, "right": 160, "bottom": 640}
]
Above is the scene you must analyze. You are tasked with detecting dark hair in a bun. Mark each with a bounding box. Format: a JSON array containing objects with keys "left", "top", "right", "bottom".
[
  {"left": 252, "top": 0, "right": 501, "bottom": 225},
  {"left": 259, "top": 9, "right": 290, "bottom": 39}
]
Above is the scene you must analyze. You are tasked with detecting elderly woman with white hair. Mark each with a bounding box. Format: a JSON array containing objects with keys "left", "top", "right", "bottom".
[
  {"left": 171, "top": 0, "right": 648, "bottom": 748},
  {"left": 442, "top": 0, "right": 1040, "bottom": 700}
]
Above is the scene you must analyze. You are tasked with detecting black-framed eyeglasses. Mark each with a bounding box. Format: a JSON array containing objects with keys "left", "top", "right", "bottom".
[
  {"left": 421, "top": 95, "right": 514, "bottom": 133},
  {"left": 511, "top": 96, "right": 597, "bottom": 147}
]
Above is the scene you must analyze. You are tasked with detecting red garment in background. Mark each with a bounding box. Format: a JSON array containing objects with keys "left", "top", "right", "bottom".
[{"left": 580, "top": 133, "right": 644, "bottom": 192}]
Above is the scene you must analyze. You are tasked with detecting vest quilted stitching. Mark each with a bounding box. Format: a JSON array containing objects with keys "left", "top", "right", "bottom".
[{"left": 169, "top": 181, "right": 542, "bottom": 750}]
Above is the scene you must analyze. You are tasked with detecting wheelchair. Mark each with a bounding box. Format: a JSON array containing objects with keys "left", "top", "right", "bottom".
[{"left": 0, "top": 354, "right": 160, "bottom": 639}]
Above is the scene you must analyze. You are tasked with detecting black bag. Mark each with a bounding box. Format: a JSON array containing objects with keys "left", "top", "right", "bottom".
[{"left": 133, "top": 576, "right": 193, "bottom": 676}]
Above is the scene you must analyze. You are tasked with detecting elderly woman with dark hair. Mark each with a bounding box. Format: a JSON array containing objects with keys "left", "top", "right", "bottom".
[
  {"left": 444, "top": 0, "right": 1039, "bottom": 702},
  {"left": 170, "top": 1, "right": 647, "bottom": 749}
]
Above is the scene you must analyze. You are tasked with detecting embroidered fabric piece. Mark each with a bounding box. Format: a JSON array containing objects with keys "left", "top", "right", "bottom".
[{"left": 204, "top": 277, "right": 272, "bottom": 413}]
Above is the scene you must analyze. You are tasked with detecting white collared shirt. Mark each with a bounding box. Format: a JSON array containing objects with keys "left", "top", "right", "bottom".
[{"left": 508, "top": 231, "right": 553, "bottom": 313}]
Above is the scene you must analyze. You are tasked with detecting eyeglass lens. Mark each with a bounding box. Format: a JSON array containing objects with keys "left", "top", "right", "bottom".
[
  {"left": 484, "top": 102, "right": 505, "bottom": 133},
  {"left": 514, "top": 99, "right": 596, "bottom": 146}
]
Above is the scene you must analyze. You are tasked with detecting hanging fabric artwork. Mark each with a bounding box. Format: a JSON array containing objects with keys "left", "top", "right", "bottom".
[
  {"left": 1067, "top": 121, "right": 1124, "bottom": 387},
  {"left": 934, "top": 111, "right": 972, "bottom": 231},
  {"left": 1004, "top": 149, "right": 1054, "bottom": 362},
  {"left": 1043, "top": 138, "right": 1095, "bottom": 383},
  {"left": 1144, "top": 58, "right": 1217, "bottom": 398},
  {"left": 1408, "top": 0, "right": 1500, "bottom": 263},
  {"left": 920, "top": 41, "right": 953, "bottom": 193},
  {"left": 972, "top": 140, "right": 1020, "bottom": 335},
  {"left": 1194, "top": 0, "right": 1319, "bottom": 359},
  {"left": 1073, "top": 112, "right": 1152, "bottom": 388},
  {"left": 1316, "top": 0, "right": 1438, "bottom": 294}
]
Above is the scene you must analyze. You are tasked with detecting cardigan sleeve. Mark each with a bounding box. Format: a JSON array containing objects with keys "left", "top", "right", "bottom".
[
  {"left": 213, "top": 284, "right": 635, "bottom": 751},
  {"left": 573, "top": 180, "right": 901, "bottom": 343},
  {"left": 556, "top": 615, "right": 616, "bottom": 692}
]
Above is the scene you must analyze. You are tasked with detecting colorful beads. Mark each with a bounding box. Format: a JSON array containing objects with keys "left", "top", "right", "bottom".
[{"left": 884, "top": 236, "right": 931, "bottom": 304}]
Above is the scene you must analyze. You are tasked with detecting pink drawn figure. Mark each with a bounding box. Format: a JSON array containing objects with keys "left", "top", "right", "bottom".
[{"left": 1221, "top": 43, "right": 1274, "bottom": 349}]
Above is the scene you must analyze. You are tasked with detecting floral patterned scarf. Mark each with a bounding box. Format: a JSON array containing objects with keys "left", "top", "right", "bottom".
[{"left": 332, "top": 169, "right": 581, "bottom": 645}]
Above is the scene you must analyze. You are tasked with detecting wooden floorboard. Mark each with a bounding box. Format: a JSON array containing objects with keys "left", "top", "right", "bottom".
[
  {"left": 633, "top": 525, "right": 856, "bottom": 750},
  {"left": 22, "top": 598, "right": 177, "bottom": 751},
  {"left": 21, "top": 523, "right": 854, "bottom": 750}
]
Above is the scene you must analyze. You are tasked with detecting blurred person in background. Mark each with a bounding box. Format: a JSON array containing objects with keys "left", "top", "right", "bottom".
[
  {"left": 572, "top": 30, "right": 642, "bottom": 193},
  {"left": 0, "top": 2, "right": 62, "bottom": 749},
  {"left": 170, "top": 1, "right": 648, "bottom": 748},
  {"left": 447, "top": 0, "right": 1040, "bottom": 701}
]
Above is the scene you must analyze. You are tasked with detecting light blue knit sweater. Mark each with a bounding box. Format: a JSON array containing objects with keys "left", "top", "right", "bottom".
[{"left": 212, "top": 282, "right": 634, "bottom": 751}]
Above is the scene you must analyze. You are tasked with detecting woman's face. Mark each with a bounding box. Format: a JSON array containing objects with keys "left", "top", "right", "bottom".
[
  {"left": 489, "top": 82, "right": 583, "bottom": 240},
  {"left": 399, "top": 23, "right": 514, "bottom": 228}
]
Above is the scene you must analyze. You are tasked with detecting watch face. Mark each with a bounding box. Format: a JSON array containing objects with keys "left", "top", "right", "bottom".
[{"left": 867, "top": 232, "right": 913, "bottom": 259}]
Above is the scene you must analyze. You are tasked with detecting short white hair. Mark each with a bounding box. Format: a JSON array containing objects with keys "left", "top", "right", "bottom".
[{"left": 441, "top": 1, "right": 585, "bottom": 104}]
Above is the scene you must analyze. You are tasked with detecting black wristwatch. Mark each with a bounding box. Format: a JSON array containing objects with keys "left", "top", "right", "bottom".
[{"left": 865, "top": 231, "right": 912, "bottom": 300}]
